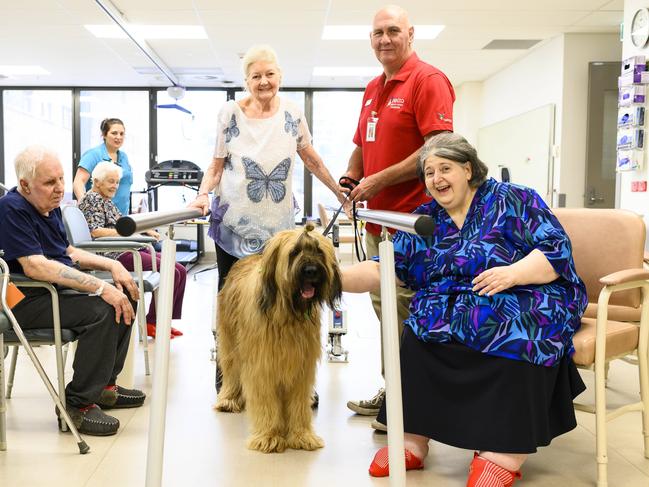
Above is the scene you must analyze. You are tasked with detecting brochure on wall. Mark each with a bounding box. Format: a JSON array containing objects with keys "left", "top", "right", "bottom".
[
  {"left": 617, "top": 55, "right": 647, "bottom": 172},
  {"left": 617, "top": 149, "right": 643, "bottom": 171}
]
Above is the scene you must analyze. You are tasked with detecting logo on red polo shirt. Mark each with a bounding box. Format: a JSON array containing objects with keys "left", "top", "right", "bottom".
[{"left": 386, "top": 97, "right": 405, "bottom": 109}]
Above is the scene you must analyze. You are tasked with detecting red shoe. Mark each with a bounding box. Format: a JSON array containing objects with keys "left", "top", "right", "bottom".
[
  {"left": 170, "top": 327, "right": 183, "bottom": 336},
  {"left": 146, "top": 323, "right": 175, "bottom": 339},
  {"left": 368, "top": 446, "right": 423, "bottom": 477},
  {"left": 466, "top": 452, "right": 522, "bottom": 487}
]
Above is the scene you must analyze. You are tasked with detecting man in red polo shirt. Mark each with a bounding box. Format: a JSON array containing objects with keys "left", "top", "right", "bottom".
[{"left": 343, "top": 4, "right": 455, "bottom": 427}]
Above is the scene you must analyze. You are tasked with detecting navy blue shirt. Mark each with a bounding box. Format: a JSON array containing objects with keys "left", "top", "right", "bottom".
[{"left": 0, "top": 187, "right": 73, "bottom": 274}]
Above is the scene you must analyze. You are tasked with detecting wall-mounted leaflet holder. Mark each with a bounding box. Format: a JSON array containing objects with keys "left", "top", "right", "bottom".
[
  {"left": 619, "top": 85, "right": 646, "bottom": 106},
  {"left": 618, "top": 106, "right": 646, "bottom": 127},
  {"left": 622, "top": 55, "right": 646, "bottom": 73},
  {"left": 617, "top": 149, "right": 644, "bottom": 171},
  {"left": 620, "top": 71, "right": 649, "bottom": 86},
  {"left": 617, "top": 55, "right": 647, "bottom": 173},
  {"left": 617, "top": 127, "right": 644, "bottom": 149}
]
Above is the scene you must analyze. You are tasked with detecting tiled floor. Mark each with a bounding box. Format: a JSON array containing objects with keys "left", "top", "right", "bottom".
[{"left": 1, "top": 262, "right": 649, "bottom": 486}]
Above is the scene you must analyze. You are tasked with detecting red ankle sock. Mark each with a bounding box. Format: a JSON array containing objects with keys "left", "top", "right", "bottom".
[{"left": 466, "top": 452, "right": 522, "bottom": 487}]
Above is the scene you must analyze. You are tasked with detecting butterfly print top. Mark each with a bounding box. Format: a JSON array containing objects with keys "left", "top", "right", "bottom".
[
  {"left": 208, "top": 98, "right": 312, "bottom": 258},
  {"left": 389, "top": 178, "right": 587, "bottom": 367}
]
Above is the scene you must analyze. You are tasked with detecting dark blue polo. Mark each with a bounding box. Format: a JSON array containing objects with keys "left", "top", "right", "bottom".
[{"left": 0, "top": 187, "right": 73, "bottom": 274}]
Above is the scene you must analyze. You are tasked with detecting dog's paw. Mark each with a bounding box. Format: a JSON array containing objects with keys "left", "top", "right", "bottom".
[
  {"left": 286, "top": 430, "right": 324, "bottom": 451},
  {"left": 247, "top": 434, "right": 287, "bottom": 453},
  {"left": 214, "top": 397, "right": 244, "bottom": 413}
]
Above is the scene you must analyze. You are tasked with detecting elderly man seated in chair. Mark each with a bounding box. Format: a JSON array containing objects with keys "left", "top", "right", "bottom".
[{"left": 0, "top": 145, "right": 145, "bottom": 436}]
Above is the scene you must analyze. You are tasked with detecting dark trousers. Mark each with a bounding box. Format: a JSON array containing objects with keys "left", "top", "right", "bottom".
[
  {"left": 214, "top": 243, "right": 239, "bottom": 391},
  {"left": 12, "top": 290, "right": 135, "bottom": 408},
  {"left": 215, "top": 244, "right": 239, "bottom": 291}
]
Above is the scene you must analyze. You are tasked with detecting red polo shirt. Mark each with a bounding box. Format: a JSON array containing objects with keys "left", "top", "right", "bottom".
[{"left": 353, "top": 53, "right": 455, "bottom": 235}]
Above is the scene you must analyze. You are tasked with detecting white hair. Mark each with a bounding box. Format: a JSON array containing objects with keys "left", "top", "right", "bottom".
[
  {"left": 91, "top": 161, "right": 122, "bottom": 182},
  {"left": 14, "top": 145, "right": 58, "bottom": 182},
  {"left": 241, "top": 44, "right": 281, "bottom": 79}
]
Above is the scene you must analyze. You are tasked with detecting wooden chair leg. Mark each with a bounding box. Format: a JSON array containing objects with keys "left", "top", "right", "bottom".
[
  {"left": 638, "top": 332, "right": 649, "bottom": 458},
  {"left": 595, "top": 354, "right": 609, "bottom": 486}
]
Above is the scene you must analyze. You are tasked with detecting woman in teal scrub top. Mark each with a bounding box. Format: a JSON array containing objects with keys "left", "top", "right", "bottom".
[{"left": 73, "top": 118, "right": 133, "bottom": 215}]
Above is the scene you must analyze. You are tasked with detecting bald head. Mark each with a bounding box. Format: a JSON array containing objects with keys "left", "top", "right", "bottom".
[
  {"left": 370, "top": 5, "right": 414, "bottom": 77},
  {"left": 373, "top": 5, "right": 411, "bottom": 28}
]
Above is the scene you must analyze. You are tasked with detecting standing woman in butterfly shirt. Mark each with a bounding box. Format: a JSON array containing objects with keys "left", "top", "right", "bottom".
[
  {"left": 73, "top": 118, "right": 133, "bottom": 216},
  {"left": 190, "top": 44, "right": 347, "bottom": 292}
]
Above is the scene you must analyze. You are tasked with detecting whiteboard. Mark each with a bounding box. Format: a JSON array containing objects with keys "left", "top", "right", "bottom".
[{"left": 477, "top": 104, "right": 555, "bottom": 203}]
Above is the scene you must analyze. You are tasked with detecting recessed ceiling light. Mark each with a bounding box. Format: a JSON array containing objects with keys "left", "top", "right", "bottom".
[
  {"left": 322, "top": 24, "right": 444, "bottom": 40},
  {"left": 313, "top": 66, "right": 381, "bottom": 77},
  {"left": 0, "top": 65, "right": 50, "bottom": 76},
  {"left": 85, "top": 24, "right": 207, "bottom": 40}
]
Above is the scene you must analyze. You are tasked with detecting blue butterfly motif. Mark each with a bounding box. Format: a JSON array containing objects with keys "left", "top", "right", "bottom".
[
  {"left": 224, "top": 114, "right": 240, "bottom": 143},
  {"left": 224, "top": 153, "right": 233, "bottom": 170},
  {"left": 284, "top": 111, "right": 300, "bottom": 137},
  {"left": 242, "top": 157, "right": 291, "bottom": 203}
]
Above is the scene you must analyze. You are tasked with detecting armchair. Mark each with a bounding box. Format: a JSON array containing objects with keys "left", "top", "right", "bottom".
[{"left": 554, "top": 208, "right": 649, "bottom": 487}]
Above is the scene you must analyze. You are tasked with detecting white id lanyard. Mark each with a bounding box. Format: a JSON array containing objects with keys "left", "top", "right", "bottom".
[{"left": 366, "top": 111, "right": 378, "bottom": 142}]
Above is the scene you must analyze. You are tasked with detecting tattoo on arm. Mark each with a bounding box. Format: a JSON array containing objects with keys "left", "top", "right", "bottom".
[{"left": 58, "top": 267, "right": 100, "bottom": 289}]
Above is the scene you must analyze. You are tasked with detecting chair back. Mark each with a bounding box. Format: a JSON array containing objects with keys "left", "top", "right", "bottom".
[
  {"left": 317, "top": 203, "right": 330, "bottom": 228},
  {"left": 553, "top": 208, "right": 645, "bottom": 308},
  {"left": 62, "top": 206, "right": 93, "bottom": 245}
]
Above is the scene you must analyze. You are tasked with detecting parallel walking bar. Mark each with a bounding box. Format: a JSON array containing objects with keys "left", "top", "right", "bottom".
[
  {"left": 355, "top": 208, "right": 435, "bottom": 236},
  {"left": 115, "top": 208, "right": 203, "bottom": 237},
  {"left": 113, "top": 209, "right": 202, "bottom": 487},
  {"left": 127, "top": 207, "right": 433, "bottom": 486},
  {"left": 354, "top": 209, "right": 435, "bottom": 487}
]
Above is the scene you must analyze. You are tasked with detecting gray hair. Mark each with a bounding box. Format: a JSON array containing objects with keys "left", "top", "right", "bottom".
[
  {"left": 417, "top": 132, "right": 488, "bottom": 188},
  {"left": 14, "top": 145, "right": 58, "bottom": 182},
  {"left": 92, "top": 161, "right": 122, "bottom": 183},
  {"left": 241, "top": 44, "right": 282, "bottom": 79}
]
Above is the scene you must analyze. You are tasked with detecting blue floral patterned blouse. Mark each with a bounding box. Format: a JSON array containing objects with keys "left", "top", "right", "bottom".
[{"left": 393, "top": 178, "right": 587, "bottom": 367}]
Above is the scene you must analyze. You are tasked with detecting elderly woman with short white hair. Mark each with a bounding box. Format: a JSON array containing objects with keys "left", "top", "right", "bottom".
[{"left": 78, "top": 161, "right": 187, "bottom": 339}]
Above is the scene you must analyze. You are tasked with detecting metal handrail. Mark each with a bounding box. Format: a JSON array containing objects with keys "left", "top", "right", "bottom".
[
  {"left": 116, "top": 208, "right": 204, "bottom": 236},
  {"left": 355, "top": 208, "right": 435, "bottom": 236}
]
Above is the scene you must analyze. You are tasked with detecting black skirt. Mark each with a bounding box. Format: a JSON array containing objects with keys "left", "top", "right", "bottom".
[{"left": 377, "top": 326, "right": 586, "bottom": 454}]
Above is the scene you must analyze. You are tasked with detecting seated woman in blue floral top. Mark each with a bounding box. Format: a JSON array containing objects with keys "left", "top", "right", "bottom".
[{"left": 341, "top": 132, "right": 587, "bottom": 486}]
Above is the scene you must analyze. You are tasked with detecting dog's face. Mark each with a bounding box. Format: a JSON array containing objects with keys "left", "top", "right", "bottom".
[{"left": 259, "top": 222, "right": 342, "bottom": 317}]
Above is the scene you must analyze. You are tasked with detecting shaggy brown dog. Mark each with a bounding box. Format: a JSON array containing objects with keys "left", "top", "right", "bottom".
[{"left": 214, "top": 222, "right": 342, "bottom": 453}]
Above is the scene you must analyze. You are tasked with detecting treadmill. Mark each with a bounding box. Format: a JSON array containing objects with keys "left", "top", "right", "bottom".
[{"left": 144, "top": 160, "right": 205, "bottom": 267}]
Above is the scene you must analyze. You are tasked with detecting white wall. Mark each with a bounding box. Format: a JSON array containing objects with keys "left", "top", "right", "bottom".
[
  {"left": 456, "top": 33, "right": 621, "bottom": 208},
  {"left": 621, "top": 0, "right": 649, "bottom": 226},
  {"left": 453, "top": 82, "right": 482, "bottom": 145},
  {"left": 480, "top": 36, "right": 565, "bottom": 129}
]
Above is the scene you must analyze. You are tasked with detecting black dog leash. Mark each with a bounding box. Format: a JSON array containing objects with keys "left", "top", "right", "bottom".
[{"left": 322, "top": 177, "right": 366, "bottom": 262}]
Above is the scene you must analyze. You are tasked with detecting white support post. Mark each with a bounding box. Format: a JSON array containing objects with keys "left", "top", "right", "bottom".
[
  {"left": 145, "top": 238, "right": 177, "bottom": 487},
  {"left": 379, "top": 235, "right": 406, "bottom": 486}
]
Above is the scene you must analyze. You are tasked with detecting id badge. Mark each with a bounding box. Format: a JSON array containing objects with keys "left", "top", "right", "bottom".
[{"left": 366, "top": 112, "right": 378, "bottom": 142}]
